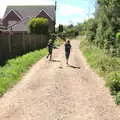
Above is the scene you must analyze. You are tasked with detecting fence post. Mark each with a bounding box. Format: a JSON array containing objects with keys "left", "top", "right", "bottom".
[
  {"left": 35, "top": 35, "right": 36, "bottom": 50},
  {"left": 8, "top": 33, "right": 12, "bottom": 57},
  {"left": 22, "top": 32, "right": 25, "bottom": 53}
]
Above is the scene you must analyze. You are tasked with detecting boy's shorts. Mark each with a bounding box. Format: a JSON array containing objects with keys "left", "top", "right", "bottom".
[
  {"left": 65, "top": 52, "right": 70, "bottom": 59},
  {"left": 49, "top": 49, "right": 52, "bottom": 54}
]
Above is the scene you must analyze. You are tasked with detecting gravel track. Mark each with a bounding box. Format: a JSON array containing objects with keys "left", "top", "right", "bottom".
[{"left": 0, "top": 40, "right": 120, "bottom": 120}]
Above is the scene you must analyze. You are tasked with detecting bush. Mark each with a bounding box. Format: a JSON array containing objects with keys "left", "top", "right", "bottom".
[
  {"left": 107, "top": 72, "right": 120, "bottom": 95},
  {"left": 104, "top": 39, "right": 111, "bottom": 54},
  {"left": 116, "top": 32, "right": 120, "bottom": 43},
  {"left": 87, "top": 31, "right": 96, "bottom": 42},
  {"left": 80, "top": 38, "right": 120, "bottom": 104},
  {"left": 115, "top": 92, "right": 120, "bottom": 105},
  {"left": 97, "top": 57, "right": 120, "bottom": 73},
  {"left": 58, "top": 32, "right": 66, "bottom": 41},
  {"left": 65, "top": 28, "right": 77, "bottom": 38},
  {"left": 28, "top": 18, "right": 48, "bottom": 34},
  {"left": 58, "top": 24, "right": 64, "bottom": 33},
  {"left": 54, "top": 38, "right": 64, "bottom": 47},
  {"left": 115, "top": 32, "right": 120, "bottom": 56},
  {"left": 0, "top": 48, "right": 47, "bottom": 96},
  {"left": 95, "top": 23, "right": 105, "bottom": 48}
]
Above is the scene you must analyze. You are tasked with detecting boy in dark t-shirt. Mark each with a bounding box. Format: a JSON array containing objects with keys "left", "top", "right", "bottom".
[
  {"left": 47, "top": 39, "right": 54, "bottom": 60},
  {"left": 65, "top": 40, "right": 71, "bottom": 64}
]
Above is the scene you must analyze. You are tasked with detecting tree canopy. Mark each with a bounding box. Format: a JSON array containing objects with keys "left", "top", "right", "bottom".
[
  {"left": 28, "top": 18, "right": 48, "bottom": 34},
  {"left": 74, "top": 0, "right": 120, "bottom": 56}
]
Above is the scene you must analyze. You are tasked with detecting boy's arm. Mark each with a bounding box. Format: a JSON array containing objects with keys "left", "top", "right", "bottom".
[{"left": 70, "top": 45, "right": 72, "bottom": 50}]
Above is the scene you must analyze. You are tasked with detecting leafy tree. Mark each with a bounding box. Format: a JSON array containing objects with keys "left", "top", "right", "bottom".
[
  {"left": 58, "top": 24, "right": 64, "bottom": 33},
  {"left": 75, "top": 0, "right": 120, "bottom": 55},
  {"left": 64, "top": 26, "right": 79, "bottom": 38},
  {"left": 85, "top": 18, "right": 97, "bottom": 43},
  {"left": 56, "top": 24, "right": 79, "bottom": 39},
  {"left": 95, "top": 0, "right": 120, "bottom": 50},
  {"left": 28, "top": 18, "right": 48, "bottom": 34}
]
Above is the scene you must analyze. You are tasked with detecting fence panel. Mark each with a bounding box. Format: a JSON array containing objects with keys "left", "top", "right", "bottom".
[
  {"left": 0, "top": 34, "right": 48, "bottom": 65},
  {"left": 23, "top": 35, "right": 30, "bottom": 53},
  {"left": 11, "top": 34, "right": 23, "bottom": 57},
  {"left": 0, "top": 35, "right": 10, "bottom": 64}
]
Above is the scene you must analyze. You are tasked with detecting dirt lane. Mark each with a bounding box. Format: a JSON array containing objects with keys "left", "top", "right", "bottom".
[{"left": 0, "top": 40, "right": 120, "bottom": 120}]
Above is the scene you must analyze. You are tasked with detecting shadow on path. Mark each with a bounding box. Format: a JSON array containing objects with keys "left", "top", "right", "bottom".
[
  {"left": 50, "top": 60, "right": 61, "bottom": 62},
  {"left": 68, "top": 64, "right": 81, "bottom": 69}
]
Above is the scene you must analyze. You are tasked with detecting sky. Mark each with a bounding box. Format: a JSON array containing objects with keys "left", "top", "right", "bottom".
[{"left": 0, "top": 0, "right": 96, "bottom": 26}]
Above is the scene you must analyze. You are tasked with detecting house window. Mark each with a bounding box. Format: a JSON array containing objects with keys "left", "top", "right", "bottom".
[{"left": 8, "top": 20, "right": 17, "bottom": 26}]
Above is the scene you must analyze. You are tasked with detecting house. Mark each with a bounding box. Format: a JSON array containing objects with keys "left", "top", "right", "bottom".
[
  {"left": 0, "top": 18, "right": 2, "bottom": 26},
  {"left": 0, "top": 18, "right": 7, "bottom": 34},
  {"left": 2, "top": 5, "right": 56, "bottom": 33}
]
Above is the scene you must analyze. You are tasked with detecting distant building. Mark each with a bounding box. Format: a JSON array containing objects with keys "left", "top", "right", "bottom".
[
  {"left": 0, "top": 18, "right": 2, "bottom": 26},
  {"left": 2, "top": 5, "right": 56, "bottom": 33}
]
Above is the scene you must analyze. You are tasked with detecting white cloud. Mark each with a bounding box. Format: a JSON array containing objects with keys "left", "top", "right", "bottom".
[
  {"left": 55, "top": 3, "right": 87, "bottom": 26},
  {"left": 56, "top": 17, "right": 86, "bottom": 27},
  {"left": 0, "top": 0, "right": 54, "bottom": 18},
  {"left": 0, "top": 7, "right": 5, "bottom": 18},
  {"left": 57, "top": 4, "right": 86, "bottom": 16}
]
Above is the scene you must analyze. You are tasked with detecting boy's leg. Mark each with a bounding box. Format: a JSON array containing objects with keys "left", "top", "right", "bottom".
[
  {"left": 49, "top": 49, "right": 52, "bottom": 61},
  {"left": 47, "top": 48, "right": 51, "bottom": 59},
  {"left": 49, "top": 54, "right": 52, "bottom": 61},
  {"left": 66, "top": 59, "right": 68, "bottom": 64},
  {"left": 65, "top": 52, "right": 69, "bottom": 64},
  {"left": 46, "top": 53, "right": 50, "bottom": 59}
]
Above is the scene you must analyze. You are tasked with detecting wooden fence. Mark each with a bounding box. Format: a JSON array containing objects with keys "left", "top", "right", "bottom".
[{"left": 0, "top": 33, "right": 48, "bottom": 64}]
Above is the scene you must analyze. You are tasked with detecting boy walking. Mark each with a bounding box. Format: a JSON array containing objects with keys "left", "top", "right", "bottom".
[
  {"left": 65, "top": 40, "right": 72, "bottom": 64},
  {"left": 46, "top": 39, "right": 54, "bottom": 61}
]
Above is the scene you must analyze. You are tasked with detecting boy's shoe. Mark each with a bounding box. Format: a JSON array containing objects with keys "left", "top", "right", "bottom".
[{"left": 49, "top": 57, "right": 52, "bottom": 61}]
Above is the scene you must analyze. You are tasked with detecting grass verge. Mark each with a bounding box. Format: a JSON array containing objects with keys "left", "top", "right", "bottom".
[
  {"left": 0, "top": 48, "right": 47, "bottom": 96},
  {"left": 54, "top": 37, "right": 64, "bottom": 47},
  {"left": 80, "top": 36, "right": 120, "bottom": 104}
]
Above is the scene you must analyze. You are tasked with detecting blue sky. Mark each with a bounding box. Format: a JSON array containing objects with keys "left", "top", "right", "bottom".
[
  {"left": 57, "top": 0, "right": 95, "bottom": 25},
  {"left": 0, "top": 0, "right": 95, "bottom": 26}
]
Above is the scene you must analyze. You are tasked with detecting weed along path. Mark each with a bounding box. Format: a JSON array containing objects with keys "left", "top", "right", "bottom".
[{"left": 0, "top": 40, "right": 120, "bottom": 120}]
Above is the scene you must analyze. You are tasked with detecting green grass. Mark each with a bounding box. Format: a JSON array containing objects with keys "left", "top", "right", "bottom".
[
  {"left": 80, "top": 36, "right": 120, "bottom": 104},
  {"left": 0, "top": 48, "right": 47, "bottom": 96},
  {"left": 54, "top": 38, "right": 64, "bottom": 47}
]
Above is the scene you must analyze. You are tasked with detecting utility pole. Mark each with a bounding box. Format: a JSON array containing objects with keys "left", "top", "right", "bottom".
[
  {"left": 55, "top": 0, "right": 57, "bottom": 11},
  {"left": 54, "top": 0, "right": 57, "bottom": 32}
]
